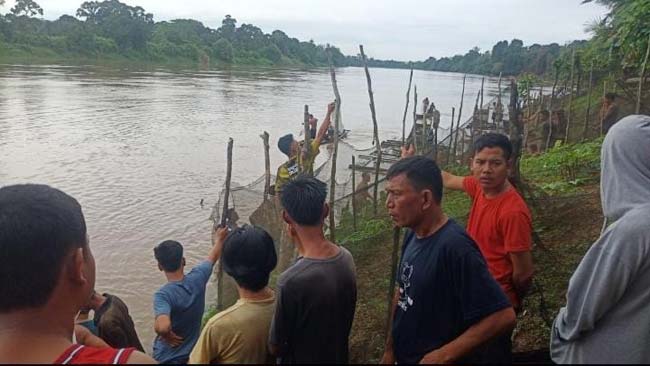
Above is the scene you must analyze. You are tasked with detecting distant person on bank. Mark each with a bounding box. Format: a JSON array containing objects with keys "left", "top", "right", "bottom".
[
  {"left": 381, "top": 156, "right": 516, "bottom": 364},
  {"left": 0, "top": 184, "right": 154, "bottom": 364},
  {"left": 600, "top": 92, "right": 620, "bottom": 134},
  {"left": 354, "top": 171, "right": 373, "bottom": 210},
  {"left": 81, "top": 290, "right": 145, "bottom": 352},
  {"left": 152, "top": 230, "right": 222, "bottom": 364},
  {"left": 551, "top": 115, "right": 650, "bottom": 363},
  {"left": 190, "top": 225, "right": 277, "bottom": 364},
  {"left": 269, "top": 176, "right": 357, "bottom": 364},
  {"left": 275, "top": 102, "right": 335, "bottom": 194}
]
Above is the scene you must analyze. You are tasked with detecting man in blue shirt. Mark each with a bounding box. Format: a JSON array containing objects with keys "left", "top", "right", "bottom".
[
  {"left": 152, "top": 227, "right": 227, "bottom": 364},
  {"left": 381, "top": 156, "right": 516, "bottom": 364}
]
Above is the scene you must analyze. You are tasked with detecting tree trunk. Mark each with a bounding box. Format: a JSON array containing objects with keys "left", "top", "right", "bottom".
[
  {"left": 565, "top": 49, "right": 576, "bottom": 143},
  {"left": 582, "top": 62, "right": 594, "bottom": 141},
  {"left": 637, "top": 34, "right": 650, "bottom": 114},
  {"left": 359, "top": 45, "right": 382, "bottom": 216}
]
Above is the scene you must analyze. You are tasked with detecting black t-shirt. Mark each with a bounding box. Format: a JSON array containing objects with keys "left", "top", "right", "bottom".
[
  {"left": 392, "top": 220, "right": 511, "bottom": 364},
  {"left": 270, "top": 247, "right": 357, "bottom": 364}
]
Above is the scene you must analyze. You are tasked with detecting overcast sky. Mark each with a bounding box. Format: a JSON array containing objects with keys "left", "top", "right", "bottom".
[{"left": 1, "top": 0, "right": 608, "bottom": 61}]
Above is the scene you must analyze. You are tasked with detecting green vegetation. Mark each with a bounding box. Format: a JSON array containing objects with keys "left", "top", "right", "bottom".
[{"left": 0, "top": 0, "right": 347, "bottom": 67}]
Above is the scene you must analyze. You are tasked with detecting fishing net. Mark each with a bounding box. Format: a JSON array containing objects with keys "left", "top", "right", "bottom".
[{"left": 210, "top": 95, "right": 508, "bottom": 308}]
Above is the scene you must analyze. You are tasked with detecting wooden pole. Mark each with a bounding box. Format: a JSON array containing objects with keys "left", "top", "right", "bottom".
[
  {"left": 509, "top": 79, "right": 524, "bottom": 184},
  {"left": 302, "top": 105, "right": 312, "bottom": 175},
  {"left": 261, "top": 131, "right": 270, "bottom": 201},
  {"left": 479, "top": 76, "right": 485, "bottom": 109},
  {"left": 359, "top": 45, "right": 382, "bottom": 216},
  {"left": 637, "top": 34, "right": 650, "bottom": 114},
  {"left": 546, "top": 67, "right": 559, "bottom": 151},
  {"left": 401, "top": 67, "right": 414, "bottom": 145},
  {"left": 328, "top": 56, "right": 341, "bottom": 243},
  {"left": 583, "top": 62, "right": 594, "bottom": 141},
  {"left": 216, "top": 137, "right": 234, "bottom": 311},
  {"left": 445, "top": 107, "right": 455, "bottom": 167},
  {"left": 565, "top": 48, "right": 576, "bottom": 143},
  {"left": 472, "top": 89, "right": 480, "bottom": 143},
  {"left": 412, "top": 85, "right": 418, "bottom": 153},
  {"left": 453, "top": 75, "right": 467, "bottom": 161},
  {"left": 351, "top": 156, "right": 357, "bottom": 230},
  {"left": 385, "top": 226, "right": 401, "bottom": 339}
]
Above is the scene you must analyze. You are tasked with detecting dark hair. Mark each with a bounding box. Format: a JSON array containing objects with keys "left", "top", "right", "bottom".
[
  {"left": 154, "top": 240, "right": 183, "bottom": 272},
  {"left": 386, "top": 156, "right": 443, "bottom": 203},
  {"left": 473, "top": 133, "right": 513, "bottom": 160},
  {"left": 280, "top": 176, "right": 327, "bottom": 226},
  {"left": 278, "top": 134, "right": 294, "bottom": 156},
  {"left": 0, "top": 184, "right": 87, "bottom": 312},
  {"left": 222, "top": 225, "right": 277, "bottom": 292},
  {"left": 605, "top": 92, "right": 617, "bottom": 101}
]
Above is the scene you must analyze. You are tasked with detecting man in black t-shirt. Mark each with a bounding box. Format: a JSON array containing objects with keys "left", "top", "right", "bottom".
[{"left": 381, "top": 156, "right": 516, "bottom": 364}]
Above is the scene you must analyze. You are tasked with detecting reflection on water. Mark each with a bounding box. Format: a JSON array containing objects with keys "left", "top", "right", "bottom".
[{"left": 0, "top": 64, "right": 498, "bottom": 351}]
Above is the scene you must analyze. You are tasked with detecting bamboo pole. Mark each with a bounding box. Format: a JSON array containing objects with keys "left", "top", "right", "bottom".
[
  {"left": 583, "top": 62, "right": 594, "bottom": 141},
  {"left": 261, "top": 131, "right": 270, "bottom": 201},
  {"left": 453, "top": 75, "right": 467, "bottom": 162},
  {"left": 565, "top": 48, "right": 576, "bottom": 143},
  {"left": 385, "top": 226, "right": 401, "bottom": 339},
  {"left": 359, "top": 45, "right": 381, "bottom": 216},
  {"left": 401, "top": 67, "right": 414, "bottom": 145},
  {"left": 509, "top": 79, "right": 524, "bottom": 184},
  {"left": 480, "top": 76, "right": 485, "bottom": 110},
  {"left": 472, "top": 89, "right": 480, "bottom": 143},
  {"left": 445, "top": 107, "right": 455, "bottom": 167},
  {"left": 433, "top": 114, "right": 439, "bottom": 161},
  {"left": 302, "top": 105, "right": 312, "bottom": 175},
  {"left": 216, "top": 137, "right": 234, "bottom": 311},
  {"left": 412, "top": 85, "right": 418, "bottom": 153},
  {"left": 328, "top": 56, "right": 341, "bottom": 243},
  {"left": 637, "top": 34, "right": 650, "bottom": 114},
  {"left": 351, "top": 156, "right": 357, "bottom": 230}
]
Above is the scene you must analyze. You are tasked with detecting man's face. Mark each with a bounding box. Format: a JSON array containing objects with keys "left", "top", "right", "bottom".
[
  {"left": 290, "top": 140, "right": 299, "bottom": 155},
  {"left": 386, "top": 174, "right": 426, "bottom": 228},
  {"left": 471, "top": 147, "right": 510, "bottom": 191}
]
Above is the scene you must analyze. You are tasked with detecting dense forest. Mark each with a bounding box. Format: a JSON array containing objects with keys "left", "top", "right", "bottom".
[{"left": 1, "top": 0, "right": 649, "bottom": 84}]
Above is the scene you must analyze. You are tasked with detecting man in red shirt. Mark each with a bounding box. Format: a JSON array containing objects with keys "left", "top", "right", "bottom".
[
  {"left": 0, "top": 184, "right": 155, "bottom": 364},
  {"left": 404, "top": 133, "right": 534, "bottom": 310}
]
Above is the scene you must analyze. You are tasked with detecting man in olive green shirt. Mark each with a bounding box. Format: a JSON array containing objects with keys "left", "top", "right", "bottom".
[
  {"left": 275, "top": 102, "right": 335, "bottom": 194},
  {"left": 189, "top": 225, "right": 278, "bottom": 364}
]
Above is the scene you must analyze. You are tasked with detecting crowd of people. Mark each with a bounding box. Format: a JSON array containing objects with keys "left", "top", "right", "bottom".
[{"left": 1, "top": 100, "right": 648, "bottom": 363}]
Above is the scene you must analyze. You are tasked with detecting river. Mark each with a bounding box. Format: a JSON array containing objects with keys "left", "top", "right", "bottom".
[{"left": 0, "top": 64, "right": 500, "bottom": 351}]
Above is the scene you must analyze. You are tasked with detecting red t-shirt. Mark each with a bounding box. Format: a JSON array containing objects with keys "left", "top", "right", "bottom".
[
  {"left": 53, "top": 344, "right": 135, "bottom": 364},
  {"left": 462, "top": 176, "right": 532, "bottom": 308}
]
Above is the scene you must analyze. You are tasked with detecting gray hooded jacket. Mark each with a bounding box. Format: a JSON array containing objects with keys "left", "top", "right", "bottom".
[{"left": 551, "top": 115, "right": 650, "bottom": 364}]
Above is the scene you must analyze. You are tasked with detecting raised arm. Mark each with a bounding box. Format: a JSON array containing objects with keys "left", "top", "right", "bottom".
[
  {"left": 314, "top": 102, "right": 336, "bottom": 145},
  {"left": 207, "top": 226, "right": 228, "bottom": 264}
]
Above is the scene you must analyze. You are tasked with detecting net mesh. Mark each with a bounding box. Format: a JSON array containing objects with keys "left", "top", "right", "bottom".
[{"left": 210, "top": 95, "right": 508, "bottom": 308}]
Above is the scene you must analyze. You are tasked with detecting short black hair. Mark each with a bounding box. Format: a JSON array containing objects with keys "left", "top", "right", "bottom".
[
  {"left": 473, "top": 133, "right": 513, "bottom": 160},
  {"left": 386, "top": 156, "right": 443, "bottom": 203},
  {"left": 281, "top": 176, "right": 328, "bottom": 226},
  {"left": 605, "top": 92, "right": 617, "bottom": 101},
  {"left": 154, "top": 240, "right": 183, "bottom": 272},
  {"left": 0, "top": 184, "right": 87, "bottom": 312},
  {"left": 222, "top": 225, "right": 277, "bottom": 292}
]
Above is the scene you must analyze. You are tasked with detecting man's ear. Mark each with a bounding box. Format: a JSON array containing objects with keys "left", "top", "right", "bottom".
[
  {"left": 68, "top": 248, "right": 89, "bottom": 286},
  {"left": 157, "top": 263, "right": 163, "bottom": 272},
  {"left": 282, "top": 210, "right": 291, "bottom": 224},
  {"left": 182, "top": 257, "right": 186, "bottom": 267},
  {"left": 322, "top": 203, "right": 330, "bottom": 220},
  {"left": 421, "top": 189, "right": 434, "bottom": 211}
]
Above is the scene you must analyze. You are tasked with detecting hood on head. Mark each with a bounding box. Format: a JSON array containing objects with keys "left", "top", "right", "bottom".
[{"left": 601, "top": 115, "right": 650, "bottom": 221}]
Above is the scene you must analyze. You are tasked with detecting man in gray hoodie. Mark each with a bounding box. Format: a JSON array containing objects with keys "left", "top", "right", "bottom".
[{"left": 550, "top": 114, "right": 650, "bottom": 363}]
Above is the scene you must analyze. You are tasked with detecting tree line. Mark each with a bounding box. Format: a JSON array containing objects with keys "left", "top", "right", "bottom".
[
  {"left": 0, "top": 0, "right": 347, "bottom": 66},
  {"left": 1, "top": 0, "right": 649, "bottom": 88}
]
